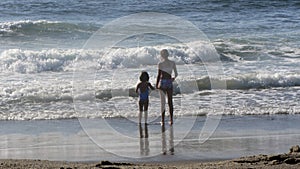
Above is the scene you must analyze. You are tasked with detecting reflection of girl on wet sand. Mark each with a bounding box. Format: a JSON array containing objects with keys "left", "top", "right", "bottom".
[
  {"left": 139, "top": 124, "right": 149, "bottom": 156},
  {"left": 161, "top": 125, "right": 174, "bottom": 155},
  {"left": 156, "top": 49, "right": 178, "bottom": 125}
]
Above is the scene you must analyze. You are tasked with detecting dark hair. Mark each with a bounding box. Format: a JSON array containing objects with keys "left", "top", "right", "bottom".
[{"left": 139, "top": 71, "right": 149, "bottom": 82}]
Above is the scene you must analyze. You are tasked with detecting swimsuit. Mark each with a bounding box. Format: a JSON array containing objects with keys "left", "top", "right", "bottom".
[
  {"left": 160, "top": 79, "right": 173, "bottom": 90},
  {"left": 139, "top": 88, "right": 149, "bottom": 101},
  {"left": 139, "top": 87, "right": 149, "bottom": 112}
]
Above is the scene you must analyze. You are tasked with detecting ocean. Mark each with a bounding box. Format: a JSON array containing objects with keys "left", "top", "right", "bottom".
[{"left": 0, "top": 0, "right": 300, "bottom": 161}]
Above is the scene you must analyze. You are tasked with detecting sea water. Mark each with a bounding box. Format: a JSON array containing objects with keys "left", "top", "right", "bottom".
[
  {"left": 0, "top": 0, "right": 299, "bottom": 120},
  {"left": 0, "top": 0, "right": 300, "bottom": 161}
]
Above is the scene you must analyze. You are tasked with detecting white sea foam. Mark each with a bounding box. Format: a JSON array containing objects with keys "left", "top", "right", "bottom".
[
  {"left": 0, "top": 40, "right": 221, "bottom": 73},
  {"left": 1, "top": 66, "right": 300, "bottom": 120}
]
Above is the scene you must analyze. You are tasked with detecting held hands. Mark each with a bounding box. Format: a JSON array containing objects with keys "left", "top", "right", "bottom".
[{"left": 156, "top": 84, "right": 159, "bottom": 89}]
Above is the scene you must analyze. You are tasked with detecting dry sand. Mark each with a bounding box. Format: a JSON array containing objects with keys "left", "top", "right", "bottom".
[{"left": 1, "top": 145, "right": 300, "bottom": 169}]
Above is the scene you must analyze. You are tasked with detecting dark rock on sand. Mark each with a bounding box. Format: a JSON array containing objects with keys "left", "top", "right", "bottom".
[
  {"left": 284, "top": 158, "right": 298, "bottom": 165},
  {"left": 101, "top": 167, "right": 120, "bottom": 169},
  {"left": 95, "top": 160, "right": 132, "bottom": 169},
  {"left": 100, "top": 161, "right": 113, "bottom": 165},
  {"left": 233, "top": 145, "right": 300, "bottom": 166},
  {"left": 233, "top": 154, "right": 268, "bottom": 163},
  {"left": 290, "top": 145, "right": 300, "bottom": 153}
]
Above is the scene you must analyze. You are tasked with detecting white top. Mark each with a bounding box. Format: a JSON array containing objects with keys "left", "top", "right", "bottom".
[{"left": 158, "top": 59, "right": 178, "bottom": 78}]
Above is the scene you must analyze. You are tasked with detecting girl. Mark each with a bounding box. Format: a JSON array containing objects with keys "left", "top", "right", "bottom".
[
  {"left": 156, "top": 49, "right": 178, "bottom": 125},
  {"left": 136, "top": 71, "right": 155, "bottom": 124}
]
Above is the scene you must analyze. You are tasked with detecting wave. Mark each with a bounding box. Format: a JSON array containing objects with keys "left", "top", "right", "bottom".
[
  {"left": 0, "top": 20, "right": 98, "bottom": 37},
  {"left": 0, "top": 41, "right": 224, "bottom": 73},
  {"left": 213, "top": 37, "right": 300, "bottom": 61},
  {"left": 0, "top": 49, "right": 79, "bottom": 73},
  {"left": 1, "top": 71, "right": 300, "bottom": 120},
  {"left": 93, "top": 72, "right": 300, "bottom": 100},
  {"left": 224, "top": 73, "right": 300, "bottom": 90},
  {"left": 3, "top": 38, "right": 299, "bottom": 74},
  {"left": 2, "top": 72, "right": 300, "bottom": 104},
  {"left": 2, "top": 21, "right": 299, "bottom": 64}
]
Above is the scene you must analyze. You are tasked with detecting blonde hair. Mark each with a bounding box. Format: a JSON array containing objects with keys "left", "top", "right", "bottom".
[{"left": 160, "top": 49, "right": 169, "bottom": 59}]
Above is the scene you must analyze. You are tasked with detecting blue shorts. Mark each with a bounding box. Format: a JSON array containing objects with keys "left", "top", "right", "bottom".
[{"left": 160, "top": 79, "right": 173, "bottom": 90}]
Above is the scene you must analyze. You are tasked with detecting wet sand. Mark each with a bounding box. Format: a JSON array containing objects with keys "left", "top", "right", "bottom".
[
  {"left": 0, "top": 145, "right": 299, "bottom": 169},
  {"left": 1, "top": 115, "right": 300, "bottom": 168},
  {"left": 1, "top": 148, "right": 300, "bottom": 169},
  {"left": 1, "top": 116, "right": 300, "bottom": 162}
]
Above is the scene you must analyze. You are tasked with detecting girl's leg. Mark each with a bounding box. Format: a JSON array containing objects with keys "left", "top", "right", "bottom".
[
  {"left": 159, "top": 90, "right": 166, "bottom": 125},
  {"left": 139, "top": 111, "right": 143, "bottom": 124},
  {"left": 144, "top": 100, "right": 149, "bottom": 124},
  {"left": 166, "top": 89, "right": 173, "bottom": 125},
  {"left": 138, "top": 101, "right": 143, "bottom": 124}
]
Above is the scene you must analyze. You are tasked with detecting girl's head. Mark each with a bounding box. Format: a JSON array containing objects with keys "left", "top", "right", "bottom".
[
  {"left": 140, "top": 71, "right": 149, "bottom": 82},
  {"left": 160, "top": 49, "right": 169, "bottom": 60}
]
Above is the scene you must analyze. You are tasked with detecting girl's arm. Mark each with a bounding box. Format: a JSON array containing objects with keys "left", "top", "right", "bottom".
[
  {"left": 135, "top": 83, "right": 140, "bottom": 93},
  {"left": 173, "top": 62, "right": 178, "bottom": 79},
  {"left": 148, "top": 82, "right": 155, "bottom": 90}
]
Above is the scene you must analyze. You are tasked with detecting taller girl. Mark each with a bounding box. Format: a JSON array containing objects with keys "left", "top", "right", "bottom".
[{"left": 156, "top": 49, "right": 178, "bottom": 125}]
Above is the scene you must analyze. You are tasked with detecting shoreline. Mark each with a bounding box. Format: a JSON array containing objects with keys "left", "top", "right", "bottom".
[
  {"left": 0, "top": 146, "right": 299, "bottom": 169},
  {"left": 1, "top": 115, "right": 300, "bottom": 162}
]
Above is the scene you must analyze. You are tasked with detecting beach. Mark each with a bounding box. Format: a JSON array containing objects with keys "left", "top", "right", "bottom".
[
  {"left": 0, "top": 116, "right": 300, "bottom": 168},
  {"left": 1, "top": 147, "right": 300, "bottom": 169},
  {"left": 0, "top": 0, "right": 300, "bottom": 168}
]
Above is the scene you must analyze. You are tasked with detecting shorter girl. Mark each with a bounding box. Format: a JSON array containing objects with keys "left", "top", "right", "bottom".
[{"left": 136, "top": 71, "right": 155, "bottom": 124}]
